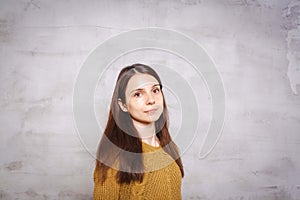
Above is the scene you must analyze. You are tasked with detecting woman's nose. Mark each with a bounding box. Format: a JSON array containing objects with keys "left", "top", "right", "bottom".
[{"left": 146, "top": 92, "right": 155, "bottom": 105}]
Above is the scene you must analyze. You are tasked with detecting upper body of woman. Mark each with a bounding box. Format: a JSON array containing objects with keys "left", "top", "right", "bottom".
[{"left": 94, "top": 64, "right": 184, "bottom": 200}]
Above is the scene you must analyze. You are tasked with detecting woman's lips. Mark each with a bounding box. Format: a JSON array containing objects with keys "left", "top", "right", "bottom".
[{"left": 144, "top": 108, "right": 158, "bottom": 113}]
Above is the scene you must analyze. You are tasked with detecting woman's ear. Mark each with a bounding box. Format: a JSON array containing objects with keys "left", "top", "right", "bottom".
[{"left": 117, "top": 98, "right": 128, "bottom": 112}]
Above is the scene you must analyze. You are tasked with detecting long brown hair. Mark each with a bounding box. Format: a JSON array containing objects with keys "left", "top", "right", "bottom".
[{"left": 96, "top": 63, "right": 184, "bottom": 184}]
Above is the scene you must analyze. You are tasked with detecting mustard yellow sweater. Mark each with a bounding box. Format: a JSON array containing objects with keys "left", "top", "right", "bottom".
[{"left": 93, "top": 142, "right": 182, "bottom": 200}]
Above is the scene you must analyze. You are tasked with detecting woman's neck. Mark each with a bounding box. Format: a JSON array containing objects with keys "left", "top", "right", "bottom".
[{"left": 132, "top": 120, "right": 160, "bottom": 147}]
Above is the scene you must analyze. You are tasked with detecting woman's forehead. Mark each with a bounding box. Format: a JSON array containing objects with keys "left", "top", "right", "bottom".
[{"left": 126, "top": 74, "right": 159, "bottom": 93}]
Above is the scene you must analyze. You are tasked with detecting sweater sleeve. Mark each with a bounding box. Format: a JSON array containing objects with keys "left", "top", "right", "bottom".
[{"left": 93, "top": 165, "right": 120, "bottom": 200}]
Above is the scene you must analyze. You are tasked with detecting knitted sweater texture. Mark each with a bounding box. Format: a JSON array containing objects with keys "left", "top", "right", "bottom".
[{"left": 93, "top": 142, "right": 182, "bottom": 200}]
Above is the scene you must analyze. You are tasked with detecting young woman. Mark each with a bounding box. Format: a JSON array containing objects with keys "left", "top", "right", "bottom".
[{"left": 94, "top": 63, "right": 184, "bottom": 199}]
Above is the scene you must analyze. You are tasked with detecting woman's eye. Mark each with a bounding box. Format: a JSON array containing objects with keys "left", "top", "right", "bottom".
[
  {"left": 153, "top": 88, "right": 160, "bottom": 94},
  {"left": 134, "top": 92, "right": 141, "bottom": 97}
]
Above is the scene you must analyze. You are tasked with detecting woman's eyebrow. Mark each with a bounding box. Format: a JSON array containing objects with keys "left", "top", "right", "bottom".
[{"left": 130, "top": 84, "right": 161, "bottom": 94}]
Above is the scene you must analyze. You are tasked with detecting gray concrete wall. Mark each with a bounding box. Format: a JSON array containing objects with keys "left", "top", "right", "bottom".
[{"left": 1, "top": 0, "right": 300, "bottom": 199}]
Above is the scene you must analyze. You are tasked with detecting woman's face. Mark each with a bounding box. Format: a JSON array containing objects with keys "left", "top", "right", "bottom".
[{"left": 120, "top": 73, "right": 164, "bottom": 125}]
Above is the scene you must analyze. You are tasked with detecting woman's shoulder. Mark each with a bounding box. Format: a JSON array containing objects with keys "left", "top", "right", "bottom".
[{"left": 94, "top": 163, "right": 119, "bottom": 181}]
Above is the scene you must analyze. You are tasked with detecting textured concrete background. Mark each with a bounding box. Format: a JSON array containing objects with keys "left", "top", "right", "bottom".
[{"left": 1, "top": 0, "right": 300, "bottom": 199}]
